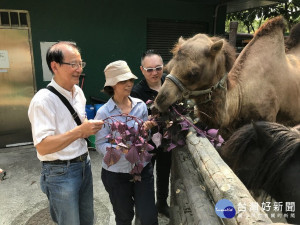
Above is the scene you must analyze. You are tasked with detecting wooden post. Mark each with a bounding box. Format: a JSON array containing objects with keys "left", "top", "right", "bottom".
[
  {"left": 229, "top": 21, "right": 238, "bottom": 47},
  {"left": 171, "top": 147, "right": 223, "bottom": 225}
]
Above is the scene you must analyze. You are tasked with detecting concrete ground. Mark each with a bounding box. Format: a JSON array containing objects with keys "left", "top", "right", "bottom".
[{"left": 0, "top": 145, "right": 169, "bottom": 225}]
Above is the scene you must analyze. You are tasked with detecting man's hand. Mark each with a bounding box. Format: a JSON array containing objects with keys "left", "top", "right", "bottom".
[
  {"left": 78, "top": 120, "right": 104, "bottom": 138},
  {"left": 36, "top": 119, "right": 104, "bottom": 156}
]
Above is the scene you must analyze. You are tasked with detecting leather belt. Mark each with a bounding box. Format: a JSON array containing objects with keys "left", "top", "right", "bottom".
[{"left": 42, "top": 152, "right": 88, "bottom": 165}]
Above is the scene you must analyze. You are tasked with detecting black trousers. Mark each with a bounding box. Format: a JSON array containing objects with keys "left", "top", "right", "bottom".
[
  {"left": 101, "top": 163, "right": 158, "bottom": 225},
  {"left": 151, "top": 148, "right": 172, "bottom": 203}
]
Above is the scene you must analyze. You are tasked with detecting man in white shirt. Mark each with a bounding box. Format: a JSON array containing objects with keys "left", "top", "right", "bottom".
[{"left": 28, "top": 41, "right": 103, "bottom": 225}]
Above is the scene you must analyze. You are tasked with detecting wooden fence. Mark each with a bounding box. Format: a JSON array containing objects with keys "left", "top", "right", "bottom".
[{"left": 169, "top": 129, "right": 286, "bottom": 225}]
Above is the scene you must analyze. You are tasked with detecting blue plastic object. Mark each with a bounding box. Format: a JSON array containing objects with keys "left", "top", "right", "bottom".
[{"left": 85, "top": 105, "right": 95, "bottom": 119}]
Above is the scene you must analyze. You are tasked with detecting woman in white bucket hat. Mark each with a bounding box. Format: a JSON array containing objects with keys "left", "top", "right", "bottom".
[{"left": 95, "top": 60, "right": 158, "bottom": 225}]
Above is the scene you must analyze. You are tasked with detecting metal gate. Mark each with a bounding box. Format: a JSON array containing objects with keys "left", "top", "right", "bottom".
[{"left": 0, "top": 10, "right": 35, "bottom": 147}]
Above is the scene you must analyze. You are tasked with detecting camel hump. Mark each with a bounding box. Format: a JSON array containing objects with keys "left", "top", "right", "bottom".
[
  {"left": 255, "top": 16, "right": 286, "bottom": 38},
  {"left": 285, "top": 22, "right": 300, "bottom": 52}
]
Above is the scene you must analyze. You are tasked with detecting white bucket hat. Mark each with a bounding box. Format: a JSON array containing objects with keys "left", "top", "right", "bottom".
[{"left": 104, "top": 60, "right": 137, "bottom": 87}]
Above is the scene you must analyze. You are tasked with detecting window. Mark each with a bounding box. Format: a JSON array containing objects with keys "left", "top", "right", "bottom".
[
  {"left": 0, "top": 10, "right": 29, "bottom": 28},
  {"left": 10, "top": 12, "right": 19, "bottom": 26},
  {"left": 0, "top": 12, "right": 9, "bottom": 26}
]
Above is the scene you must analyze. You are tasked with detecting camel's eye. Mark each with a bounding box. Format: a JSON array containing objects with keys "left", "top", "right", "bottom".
[
  {"left": 184, "top": 66, "right": 202, "bottom": 81},
  {"left": 175, "top": 50, "right": 186, "bottom": 60}
]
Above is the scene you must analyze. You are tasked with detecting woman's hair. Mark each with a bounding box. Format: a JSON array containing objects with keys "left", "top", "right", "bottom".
[{"left": 102, "top": 86, "right": 114, "bottom": 97}]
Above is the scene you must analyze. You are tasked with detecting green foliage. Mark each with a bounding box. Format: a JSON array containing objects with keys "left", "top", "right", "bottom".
[{"left": 226, "top": 0, "right": 300, "bottom": 33}]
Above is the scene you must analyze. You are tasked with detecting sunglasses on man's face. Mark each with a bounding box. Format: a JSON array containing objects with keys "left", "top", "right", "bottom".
[{"left": 142, "top": 65, "right": 163, "bottom": 73}]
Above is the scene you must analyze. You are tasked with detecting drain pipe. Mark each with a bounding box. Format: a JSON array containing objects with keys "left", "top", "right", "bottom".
[{"left": 213, "top": 2, "right": 227, "bottom": 35}]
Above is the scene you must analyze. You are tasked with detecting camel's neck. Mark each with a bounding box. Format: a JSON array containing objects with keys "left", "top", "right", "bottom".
[{"left": 194, "top": 79, "right": 241, "bottom": 131}]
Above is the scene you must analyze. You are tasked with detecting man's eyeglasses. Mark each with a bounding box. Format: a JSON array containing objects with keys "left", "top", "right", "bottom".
[
  {"left": 142, "top": 65, "right": 163, "bottom": 73},
  {"left": 61, "top": 61, "right": 86, "bottom": 69}
]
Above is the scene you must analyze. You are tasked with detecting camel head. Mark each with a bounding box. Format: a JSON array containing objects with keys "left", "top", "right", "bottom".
[{"left": 155, "top": 34, "right": 234, "bottom": 112}]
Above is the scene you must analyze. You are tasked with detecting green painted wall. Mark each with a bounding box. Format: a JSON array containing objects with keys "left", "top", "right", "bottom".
[{"left": 1, "top": 0, "right": 226, "bottom": 103}]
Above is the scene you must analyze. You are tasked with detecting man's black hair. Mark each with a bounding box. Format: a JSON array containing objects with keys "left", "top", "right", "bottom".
[
  {"left": 140, "top": 49, "right": 163, "bottom": 66},
  {"left": 46, "top": 41, "right": 79, "bottom": 74}
]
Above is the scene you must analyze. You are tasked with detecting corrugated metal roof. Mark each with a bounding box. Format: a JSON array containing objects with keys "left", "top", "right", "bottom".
[{"left": 226, "top": 0, "right": 289, "bottom": 13}]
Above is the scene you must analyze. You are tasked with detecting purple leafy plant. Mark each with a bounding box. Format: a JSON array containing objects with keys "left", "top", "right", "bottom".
[
  {"left": 147, "top": 100, "right": 224, "bottom": 151},
  {"left": 102, "top": 114, "right": 154, "bottom": 182}
]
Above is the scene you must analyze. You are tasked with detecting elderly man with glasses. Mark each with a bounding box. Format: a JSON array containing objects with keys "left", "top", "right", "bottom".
[
  {"left": 28, "top": 41, "right": 103, "bottom": 225},
  {"left": 131, "top": 50, "right": 171, "bottom": 218}
]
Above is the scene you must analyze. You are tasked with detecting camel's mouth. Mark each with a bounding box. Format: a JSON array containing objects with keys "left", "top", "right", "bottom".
[{"left": 154, "top": 96, "right": 169, "bottom": 112}]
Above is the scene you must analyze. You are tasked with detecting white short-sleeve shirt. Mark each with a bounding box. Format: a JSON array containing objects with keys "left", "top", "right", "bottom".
[{"left": 28, "top": 79, "right": 88, "bottom": 161}]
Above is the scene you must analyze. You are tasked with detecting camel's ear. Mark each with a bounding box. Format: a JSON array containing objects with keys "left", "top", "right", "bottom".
[
  {"left": 178, "top": 36, "right": 185, "bottom": 45},
  {"left": 172, "top": 36, "right": 186, "bottom": 55},
  {"left": 252, "top": 121, "right": 273, "bottom": 149},
  {"left": 210, "top": 39, "right": 223, "bottom": 56}
]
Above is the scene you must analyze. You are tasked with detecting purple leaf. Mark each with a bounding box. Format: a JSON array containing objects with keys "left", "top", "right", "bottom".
[
  {"left": 103, "top": 147, "right": 121, "bottom": 167},
  {"left": 130, "top": 136, "right": 136, "bottom": 143},
  {"left": 137, "top": 136, "right": 145, "bottom": 144},
  {"left": 207, "top": 129, "right": 219, "bottom": 138},
  {"left": 146, "top": 100, "right": 153, "bottom": 105},
  {"left": 130, "top": 163, "right": 144, "bottom": 174},
  {"left": 145, "top": 143, "right": 154, "bottom": 151},
  {"left": 216, "top": 143, "right": 223, "bottom": 148},
  {"left": 167, "top": 143, "right": 177, "bottom": 152},
  {"left": 125, "top": 146, "right": 139, "bottom": 164},
  {"left": 111, "top": 121, "right": 119, "bottom": 131},
  {"left": 218, "top": 135, "right": 224, "bottom": 144},
  {"left": 177, "top": 139, "right": 185, "bottom": 146},
  {"left": 134, "top": 143, "right": 143, "bottom": 151},
  {"left": 179, "top": 120, "right": 189, "bottom": 128},
  {"left": 128, "top": 127, "right": 137, "bottom": 135},
  {"left": 118, "top": 122, "right": 127, "bottom": 133},
  {"left": 105, "top": 134, "right": 112, "bottom": 139},
  {"left": 115, "top": 136, "right": 123, "bottom": 144},
  {"left": 139, "top": 150, "right": 152, "bottom": 163},
  {"left": 152, "top": 132, "right": 162, "bottom": 148}
]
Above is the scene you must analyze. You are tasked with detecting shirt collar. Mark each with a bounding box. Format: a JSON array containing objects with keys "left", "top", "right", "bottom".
[
  {"left": 106, "top": 96, "right": 142, "bottom": 113},
  {"left": 48, "top": 79, "right": 78, "bottom": 101}
]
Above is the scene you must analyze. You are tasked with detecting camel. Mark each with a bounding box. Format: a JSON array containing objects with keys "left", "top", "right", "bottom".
[
  {"left": 285, "top": 21, "right": 300, "bottom": 58},
  {"left": 154, "top": 16, "right": 300, "bottom": 139}
]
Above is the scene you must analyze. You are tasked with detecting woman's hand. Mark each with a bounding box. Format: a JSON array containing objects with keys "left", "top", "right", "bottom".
[{"left": 143, "top": 120, "right": 157, "bottom": 131}]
